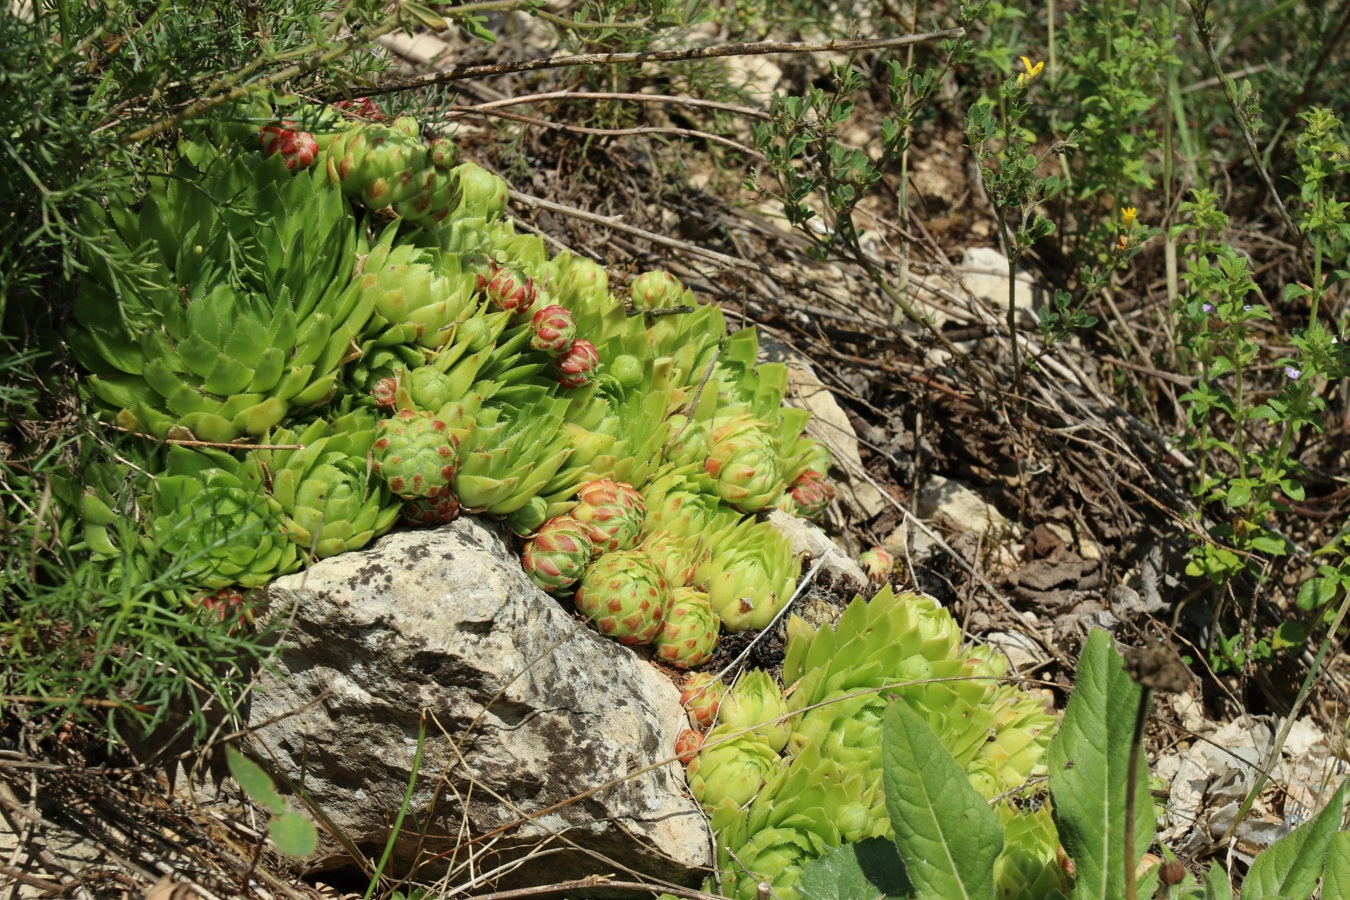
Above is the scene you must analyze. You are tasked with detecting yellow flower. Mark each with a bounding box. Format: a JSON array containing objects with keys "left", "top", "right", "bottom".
[
  {"left": 1017, "top": 56, "right": 1045, "bottom": 85},
  {"left": 1122, "top": 206, "right": 1138, "bottom": 227}
]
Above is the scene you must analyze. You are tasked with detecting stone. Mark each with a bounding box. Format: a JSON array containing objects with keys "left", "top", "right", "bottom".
[
  {"left": 766, "top": 509, "right": 866, "bottom": 588},
  {"left": 917, "top": 474, "right": 1010, "bottom": 537},
  {"left": 779, "top": 354, "right": 889, "bottom": 519},
  {"left": 957, "top": 246, "right": 1043, "bottom": 322},
  {"left": 247, "top": 518, "right": 709, "bottom": 887}
]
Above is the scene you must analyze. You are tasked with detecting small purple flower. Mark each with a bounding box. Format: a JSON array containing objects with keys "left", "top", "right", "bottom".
[
  {"left": 1243, "top": 304, "right": 1253, "bottom": 311},
  {"left": 1202, "top": 303, "right": 1216, "bottom": 313},
  {"left": 1285, "top": 366, "right": 1302, "bottom": 380}
]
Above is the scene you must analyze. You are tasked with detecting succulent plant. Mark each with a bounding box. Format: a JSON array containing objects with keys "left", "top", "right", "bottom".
[
  {"left": 680, "top": 673, "right": 727, "bottom": 729},
  {"left": 992, "top": 804, "right": 1072, "bottom": 900},
  {"left": 571, "top": 479, "right": 645, "bottom": 554},
  {"left": 573, "top": 549, "right": 668, "bottom": 645},
  {"left": 255, "top": 416, "right": 400, "bottom": 558},
  {"left": 777, "top": 469, "right": 836, "bottom": 522},
  {"left": 325, "top": 118, "right": 461, "bottom": 225},
  {"left": 446, "top": 387, "right": 574, "bottom": 515},
  {"left": 450, "top": 162, "right": 510, "bottom": 220},
  {"left": 651, "top": 587, "right": 720, "bottom": 668},
  {"left": 629, "top": 269, "right": 684, "bottom": 310},
  {"left": 356, "top": 224, "right": 480, "bottom": 350},
  {"left": 483, "top": 265, "right": 538, "bottom": 317},
  {"left": 259, "top": 125, "right": 319, "bottom": 171},
  {"left": 675, "top": 728, "right": 704, "bottom": 765},
  {"left": 704, "top": 414, "right": 786, "bottom": 512},
  {"left": 697, "top": 588, "right": 1060, "bottom": 900},
  {"left": 150, "top": 446, "right": 300, "bottom": 591},
  {"left": 685, "top": 724, "right": 783, "bottom": 809},
  {"left": 639, "top": 529, "right": 699, "bottom": 589},
  {"left": 529, "top": 304, "right": 577, "bottom": 355},
  {"left": 68, "top": 144, "right": 373, "bottom": 442},
  {"left": 198, "top": 587, "right": 255, "bottom": 632},
  {"left": 706, "top": 518, "right": 800, "bottom": 632},
  {"left": 372, "top": 410, "right": 459, "bottom": 500},
  {"left": 402, "top": 491, "right": 461, "bottom": 526},
  {"left": 521, "top": 515, "right": 594, "bottom": 593},
  {"left": 719, "top": 669, "right": 790, "bottom": 752},
  {"left": 711, "top": 745, "right": 874, "bottom": 900},
  {"left": 554, "top": 338, "right": 599, "bottom": 389},
  {"left": 859, "top": 546, "right": 894, "bottom": 582}
]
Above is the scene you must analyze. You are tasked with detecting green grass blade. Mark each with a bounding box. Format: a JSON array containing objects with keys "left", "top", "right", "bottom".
[{"left": 882, "top": 699, "right": 1002, "bottom": 900}]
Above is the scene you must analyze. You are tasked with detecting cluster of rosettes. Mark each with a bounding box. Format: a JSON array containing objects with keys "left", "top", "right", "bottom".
[
  {"left": 521, "top": 479, "right": 721, "bottom": 667},
  {"left": 474, "top": 259, "right": 598, "bottom": 389},
  {"left": 679, "top": 587, "right": 1063, "bottom": 900}
]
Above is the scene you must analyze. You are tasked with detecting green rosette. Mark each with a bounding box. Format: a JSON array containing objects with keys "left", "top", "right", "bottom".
[
  {"left": 68, "top": 144, "right": 373, "bottom": 442},
  {"left": 650, "top": 586, "right": 719, "bottom": 669},
  {"left": 256, "top": 416, "right": 400, "bottom": 559},
  {"left": 149, "top": 446, "right": 300, "bottom": 591},
  {"left": 573, "top": 548, "right": 668, "bottom": 645}
]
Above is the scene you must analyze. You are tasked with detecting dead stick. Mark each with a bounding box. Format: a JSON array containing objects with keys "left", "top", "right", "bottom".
[{"left": 359, "top": 30, "right": 965, "bottom": 97}]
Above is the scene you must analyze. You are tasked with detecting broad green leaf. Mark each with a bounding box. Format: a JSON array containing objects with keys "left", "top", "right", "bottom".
[
  {"left": 1322, "top": 830, "right": 1350, "bottom": 899},
  {"left": 882, "top": 700, "right": 1002, "bottom": 900},
  {"left": 1201, "top": 862, "right": 1232, "bottom": 900},
  {"left": 267, "top": 811, "right": 318, "bottom": 858},
  {"left": 796, "top": 838, "right": 912, "bottom": 900},
  {"left": 226, "top": 746, "right": 286, "bottom": 815},
  {"left": 1047, "top": 629, "right": 1153, "bottom": 900},
  {"left": 1240, "top": 781, "right": 1346, "bottom": 900}
]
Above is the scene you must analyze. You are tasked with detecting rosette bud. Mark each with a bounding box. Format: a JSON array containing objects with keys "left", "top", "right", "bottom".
[
  {"left": 373, "top": 410, "right": 458, "bottom": 499},
  {"left": 719, "top": 669, "right": 790, "bottom": 752},
  {"left": 259, "top": 125, "right": 319, "bottom": 171},
  {"left": 651, "top": 587, "right": 720, "bottom": 668},
  {"left": 629, "top": 269, "right": 684, "bottom": 310},
  {"left": 686, "top": 725, "right": 782, "bottom": 809},
  {"left": 681, "top": 673, "right": 727, "bottom": 728},
  {"left": 427, "top": 137, "right": 458, "bottom": 169},
  {"left": 859, "top": 546, "right": 894, "bottom": 582},
  {"left": 573, "top": 549, "right": 668, "bottom": 645},
  {"left": 521, "top": 515, "right": 594, "bottom": 594},
  {"left": 779, "top": 469, "right": 835, "bottom": 522},
  {"left": 485, "top": 266, "right": 537, "bottom": 316},
  {"left": 199, "top": 587, "right": 254, "bottom": 632},
  {"left": 330, "top": 96, "right": 384, "bottom": 120},
  {"left": 371, "top": 376, "right": 398, "bottom": 410},
  {"left": 705, "top": 415, "right": 785, "bottom": 512},
  {"left": 675, "top": 728, "right": 704, "bottom": 765},
  {"left": 402, "top": 492, "right": 461, "bottom": 526},
  {"left": 554, "top": 338, "right": 599, "bottom": 389},
  {"left": 529, "top": 304, "right": 577, "bottom": 355},
  {"left": 452, "top": 162, "right": 510, "bottom": 219},
  {"left": 572, "top": 479, "right": 645, "bottom": 554}
]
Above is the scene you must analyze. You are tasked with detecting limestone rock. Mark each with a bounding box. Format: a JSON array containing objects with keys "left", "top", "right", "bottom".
[
  {"left": 780, "top": 354, "right": 889, "bottom": 520},
  {"left": 917, "top": 474, "right": 1010, "bottom": 538},
  {"left": 957, "top": 246, "right": 1043, "bottom": 322},
  {"left": 766, "top": 508, "right": 867, "bottom": 588},
  {"left": 249, "top": 518, "right": 710, "bottom": 887}
]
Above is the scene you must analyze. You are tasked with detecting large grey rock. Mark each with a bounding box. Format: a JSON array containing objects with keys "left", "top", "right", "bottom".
[{"left": 250, "top": 518, "right": 710, "bottom": 888}]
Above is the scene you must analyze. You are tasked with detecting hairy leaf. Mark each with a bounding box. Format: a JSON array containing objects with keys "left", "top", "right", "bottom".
[
  {"left": 882, "top": 700, "right": 1002, "bottom": 900},
  {"left": 268, "top": 811, "right": 318, "bottom": 858},
  {"left": 1240, "top": 781, "right": 1345, "bottom": 900},
  {"left": 226, "top": 745, "right": 287, "bottom": 815},
  {"left": 1047, "top": 629, "right": 1153, "bottom": 900},
  {"left": 796, "top": 839, "right": 912, "bottom": 900}
]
